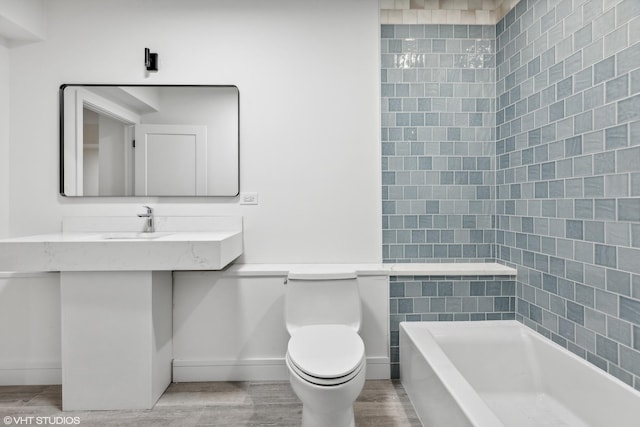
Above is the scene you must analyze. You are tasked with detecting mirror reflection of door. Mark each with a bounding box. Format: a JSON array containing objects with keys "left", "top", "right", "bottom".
[
  {"left": 134, "top": 124, "right": 207, "bottom": 196},
  {"left": 82, "top": 108, "right": 99, "bottom": 194},
  {"left": 62, "top": 85, "right": 239, "bottom": 197},
  {"left": 82, "top": 107, "right": 134, "bottom": 196}
]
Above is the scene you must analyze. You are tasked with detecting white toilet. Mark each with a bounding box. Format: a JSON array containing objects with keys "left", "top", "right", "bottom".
[{"left": 285, "top": 268, "right": 366, "bottom": 427}]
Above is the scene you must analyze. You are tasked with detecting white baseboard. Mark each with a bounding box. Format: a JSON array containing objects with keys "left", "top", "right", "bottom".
[
  {"left": 0, "top": 358, "right": 390, "bottom": 385},
  {"left": 0, "top": 362, "right": 62, "bottom": 385},
  {"left": 364, "top": 358, "right": 391, "bottom": 379},
  {"left": 173, "top": 358, "right": 288, "bottom": 382},
  {"left": 173, "top": 357, "right": 390, "bottom": 382}
]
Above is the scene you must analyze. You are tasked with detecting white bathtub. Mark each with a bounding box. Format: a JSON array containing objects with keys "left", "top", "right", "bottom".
[{"left": 400, "top": 320, "right": 640, "bottom": 427}]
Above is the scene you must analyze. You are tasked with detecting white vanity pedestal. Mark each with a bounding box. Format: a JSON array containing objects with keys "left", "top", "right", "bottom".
[
  {"left": 61, "top": 271, "right": 172, "bottom": 410},
  {"left": 0, "top": 216, "right": 243, "bottom": 411}
]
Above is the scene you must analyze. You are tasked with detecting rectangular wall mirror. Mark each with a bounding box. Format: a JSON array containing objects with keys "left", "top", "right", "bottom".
[{"left": 60, "top": 84, "right": 239, "bottom": 197}]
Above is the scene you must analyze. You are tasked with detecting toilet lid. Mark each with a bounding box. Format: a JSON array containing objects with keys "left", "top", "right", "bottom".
[{"left": 287, "top": 324, "right": 365, "bottom": 379}]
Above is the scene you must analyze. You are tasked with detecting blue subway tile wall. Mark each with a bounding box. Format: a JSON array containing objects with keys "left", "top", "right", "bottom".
[
  {"left": 380, "top": 0, "right": 640, "bottom": 389},
  {"left": 389, "top": 275, "right": 516, "bottom": 378},
  {"left": 381, "top": 24, "right": 497, "bottom": 263},
  {"left": 495, "top": 0, "right": 640, "bottom": 389}
]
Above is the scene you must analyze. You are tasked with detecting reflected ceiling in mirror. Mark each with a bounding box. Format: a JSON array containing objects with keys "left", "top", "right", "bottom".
[{"left": 60, "top": 84, "right": 239, "bottom": 197}]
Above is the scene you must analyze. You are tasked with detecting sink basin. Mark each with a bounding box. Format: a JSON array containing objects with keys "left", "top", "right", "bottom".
[
  {"left": 100, "top": 232, "right": 173, "bottom": 240},
  {"left": 0, "top": 216, "right": 243, "bottom": 271}
]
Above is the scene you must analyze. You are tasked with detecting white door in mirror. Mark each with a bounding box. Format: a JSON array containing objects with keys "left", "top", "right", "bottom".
[{"left": 134, "top": 124, "right": 207, "bottom": 196}]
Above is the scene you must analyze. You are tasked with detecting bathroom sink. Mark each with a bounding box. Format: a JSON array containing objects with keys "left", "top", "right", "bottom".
[
  {"left": 0, "top": 216, "right": 243, "bottom": 271},
  {"left": 0, "top": 215, "right": 244, "bottom": 412},
  {"left": 100, "top": 232, "right": 173, "bottom": 240}
]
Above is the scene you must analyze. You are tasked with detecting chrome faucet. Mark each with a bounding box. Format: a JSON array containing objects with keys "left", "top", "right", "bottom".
[{"left": 137, "top": 206, "right": 155, "bottom": 233}]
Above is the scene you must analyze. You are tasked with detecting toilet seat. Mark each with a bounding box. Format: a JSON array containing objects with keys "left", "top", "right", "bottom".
[{"left": 287, "top": 324, "right": 365, "bottom": 386}]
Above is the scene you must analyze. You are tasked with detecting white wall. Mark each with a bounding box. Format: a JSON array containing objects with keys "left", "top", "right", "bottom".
[
  {"left": 0, "top": 273, "right": 61, "bottom": 385},
  {"left": 0, "top": 44, "right": 8, "bottom": 238},
  {"left": 8, "top": 0, "right": 382, "bottom": 264},
  {"left": 173, "top": 272, "right": 389, "bottom": 381},
  {"left": 0, "top": 0, "right": 46, "bottom": 46},
  {"left": 1, "top": 0, "right": 384, "bottom": 385}
]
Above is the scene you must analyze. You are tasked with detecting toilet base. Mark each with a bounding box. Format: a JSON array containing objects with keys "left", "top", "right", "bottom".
[
  {"left": 301, "top": 406, "right": 355, "bottom": 427},
  {"left": 287, "top": 358, "right": 366, "bottom": 427}
]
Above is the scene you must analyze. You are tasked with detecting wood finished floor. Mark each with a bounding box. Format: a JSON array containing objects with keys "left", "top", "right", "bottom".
[{"left": 0, "top": 380, "right": 421, "bottom": 426}]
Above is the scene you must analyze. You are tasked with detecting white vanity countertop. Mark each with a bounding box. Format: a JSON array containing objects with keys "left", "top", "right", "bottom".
[
  {"left": 0, "top": 230, "right": 243, "bottom": 272},
  {"left": 3, "top": 230, "right": 238, "bottom": 243},
  {"left": 0, "top": 216, "right": 244, "bottom": 272}
]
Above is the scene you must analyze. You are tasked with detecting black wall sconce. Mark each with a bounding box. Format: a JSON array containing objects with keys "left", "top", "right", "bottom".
[{"left": 145, "top": 48, "right": 158, "bottom": 72}]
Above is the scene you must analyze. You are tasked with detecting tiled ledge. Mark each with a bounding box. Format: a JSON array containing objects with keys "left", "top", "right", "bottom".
[
  {"left": 222, "top": 262, "right": 516, "bottom": 277},
  {"left": 388, "top": 262, "right": 516, "bottom": 276}
]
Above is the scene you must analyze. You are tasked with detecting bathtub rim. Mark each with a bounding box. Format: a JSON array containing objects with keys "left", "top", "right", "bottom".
[
  {"left": 400, "top": 320, "right": 640, "bottom": 426},
  {"left": 404, "top": 320, "right": 640, "bottom": 394},
  {"left": 400, "top": 320, "right": 505, "bottom": 427}
]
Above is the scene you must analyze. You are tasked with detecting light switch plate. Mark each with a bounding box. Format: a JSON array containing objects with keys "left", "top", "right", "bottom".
[{"left": 239, "top": 192, "right": 258, "bottom": 205}]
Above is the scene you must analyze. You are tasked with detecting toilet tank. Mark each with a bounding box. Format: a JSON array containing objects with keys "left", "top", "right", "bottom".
[{"left": 285, "top": 267, "right": 362, "bottom": 335}]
